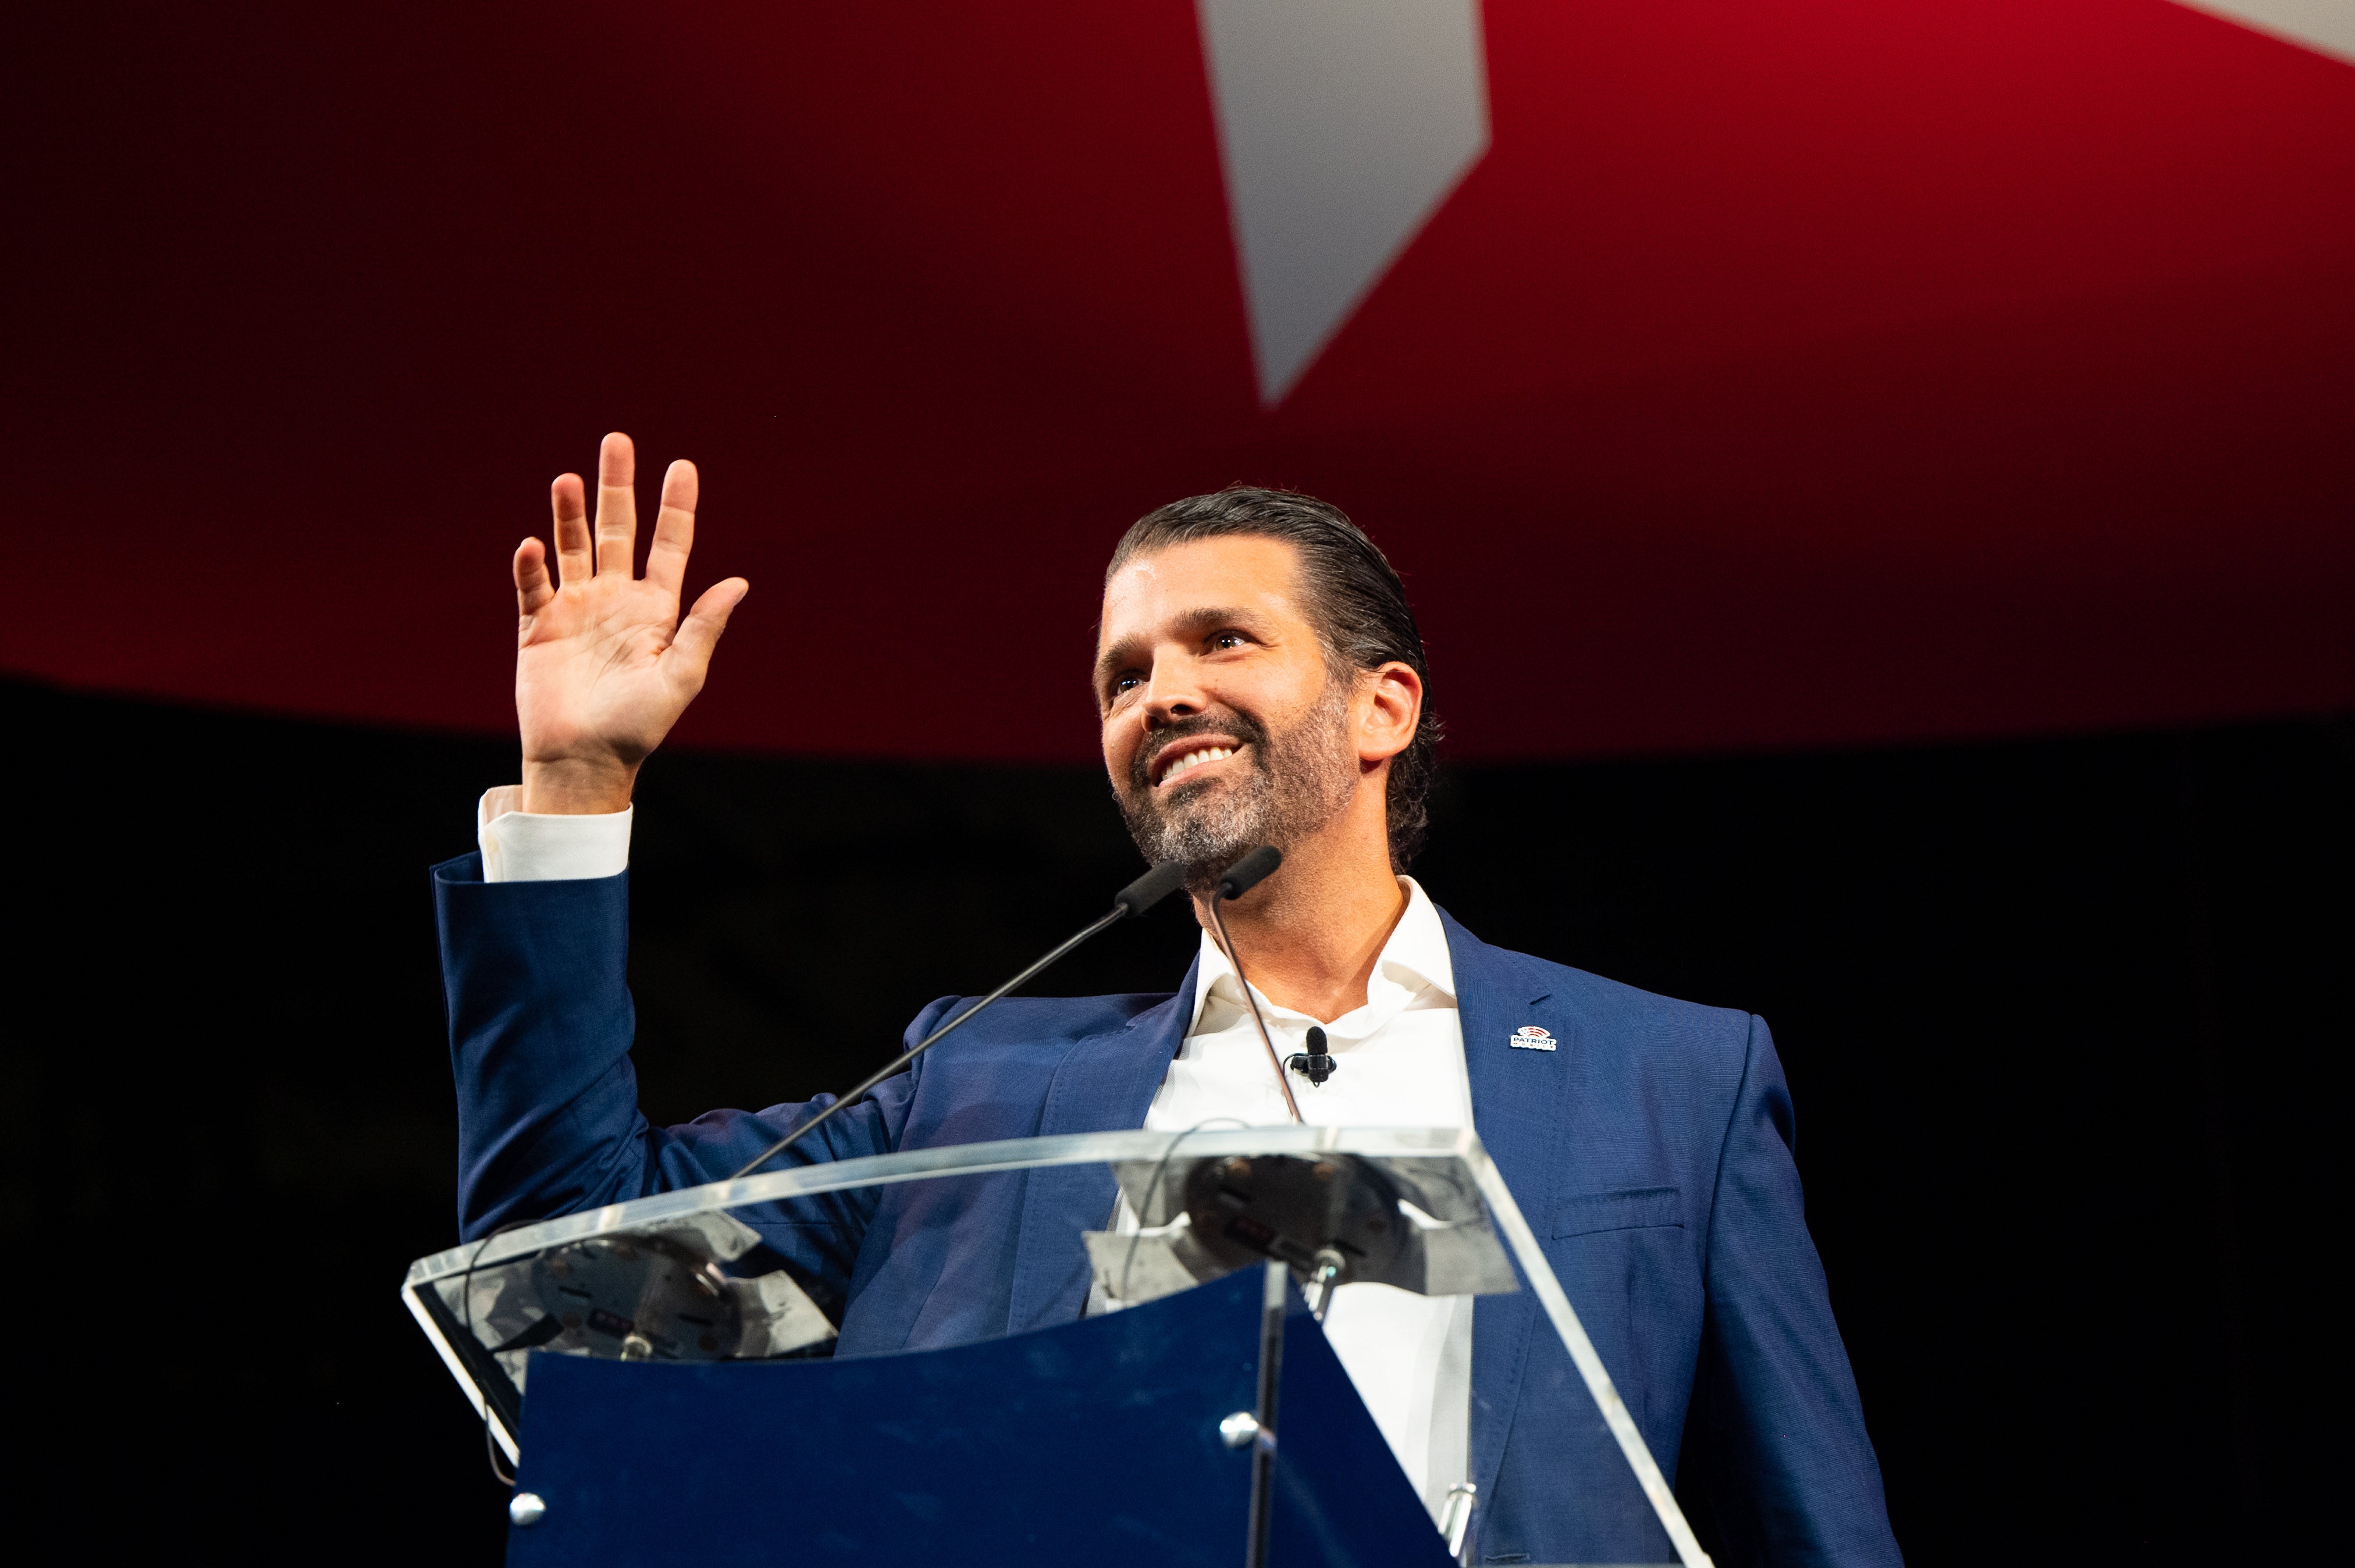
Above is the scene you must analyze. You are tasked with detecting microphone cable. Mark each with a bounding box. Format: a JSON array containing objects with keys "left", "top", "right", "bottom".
[
  {"left": 1204, "top": 845, "right": 1301, "bottom": 1123},
  {"left": 1115, "top": 1114, "right": 1248, "bottom": 1307},
  {"left": 456, "top": 1212, "right": 539, "bottom": 1485}
]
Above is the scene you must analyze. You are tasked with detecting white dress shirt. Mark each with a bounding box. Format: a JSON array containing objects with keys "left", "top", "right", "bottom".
[
  {"left": 478, "top": 796, "right": 1474, "bottom": 1523},
  {"left": 476, "top": 787, "right": 634, "bottom": 883},
  {"left": 1146, "top": 879, "right": 1474, "bottom": 1524}
]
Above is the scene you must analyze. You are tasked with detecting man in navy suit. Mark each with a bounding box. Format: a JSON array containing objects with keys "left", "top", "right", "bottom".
[{"left": 436, "top": 433, "right": 1902, "bottom": 1566}]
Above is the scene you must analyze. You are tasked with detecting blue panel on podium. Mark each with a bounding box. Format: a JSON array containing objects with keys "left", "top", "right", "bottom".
[
  {"left": 1271, "top": 1312, "right": 1456, "bottom": 1568},
  {"left": 510, "top": 1269, "right": 1266, "bottom": 1566},
  {"left": 506, "top": 1266, "right": 1458, "bottom": 1567}
]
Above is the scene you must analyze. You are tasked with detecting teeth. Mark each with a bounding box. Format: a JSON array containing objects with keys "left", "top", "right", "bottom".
[{"left": 1160, "top": 745, "right": 1233, "bottom": 785}]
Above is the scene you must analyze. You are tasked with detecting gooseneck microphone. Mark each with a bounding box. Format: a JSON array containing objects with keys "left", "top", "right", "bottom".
[
  {"left": 727, "top": 860, "right": 1190, "bottom": 1181},
  {"left": 1215, "top": 844, "right": 1282, "bottom": 902},
  {"left": 1205, "top": 846, "right": 1303, "bottom": 1122}
]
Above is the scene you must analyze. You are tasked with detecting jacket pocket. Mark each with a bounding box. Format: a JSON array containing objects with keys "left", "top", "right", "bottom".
[{"left": 1551, "top": 1185, "right": 1682, "bottom": 1238}]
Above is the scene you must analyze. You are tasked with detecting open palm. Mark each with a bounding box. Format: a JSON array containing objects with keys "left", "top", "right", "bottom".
[{"left": 512, "top": 432, "right": 748, "bottom": 812}]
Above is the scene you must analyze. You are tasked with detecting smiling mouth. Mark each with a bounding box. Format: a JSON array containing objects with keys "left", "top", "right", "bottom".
[{"left": 1153, "top": 742, "right": 1243, "bottom": 789}]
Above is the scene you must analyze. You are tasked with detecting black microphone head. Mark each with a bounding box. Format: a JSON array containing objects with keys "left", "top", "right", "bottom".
[
  {"left": 1306, "top": 1025, "right": 1327, "bottom": 1052},
  {"left": 1112, "top": 861, "right": 1189, "bottom": 918},
  {"left": 1214, "top": 845, "right": 1283, "bottom": 901}
]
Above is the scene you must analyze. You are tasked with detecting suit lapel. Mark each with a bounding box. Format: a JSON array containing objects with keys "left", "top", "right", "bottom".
[
  {"left": 1443, "top": 908, "right": 1567, "bottom": 1515},
  {"left": 1002, "top": 957, "right": 1201, "bottom": 1332}
]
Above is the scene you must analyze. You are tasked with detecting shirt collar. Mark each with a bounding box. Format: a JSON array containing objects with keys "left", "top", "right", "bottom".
[{"left": 1186, "top": 875, "right": 1457, "bottom": 1038}]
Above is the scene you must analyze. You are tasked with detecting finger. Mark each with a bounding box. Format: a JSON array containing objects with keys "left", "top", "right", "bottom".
[
  {"left": 549, "top": 474, "right": 591, "bottom": 587},
  {"left": 644, "top": 459, "right": 699, "bottom": 599},
  {"left": 667, "top": 577, "right": 749, "bottom": 693},
  {"left": 514, "top": 537, "right": 554, "bottom": 617},
  {"left": 595, "top": 430, "right": 637, "bottom": 577}
]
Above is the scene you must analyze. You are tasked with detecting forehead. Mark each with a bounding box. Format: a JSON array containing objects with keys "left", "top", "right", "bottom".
[{"left": 1097, "top": 534, "right": 1307, "bottom": 645}]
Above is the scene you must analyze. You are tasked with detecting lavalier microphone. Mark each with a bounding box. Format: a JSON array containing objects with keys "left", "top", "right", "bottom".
[{"left": 1286, "top": 1025, "right": 1337, "bottom": 1086}]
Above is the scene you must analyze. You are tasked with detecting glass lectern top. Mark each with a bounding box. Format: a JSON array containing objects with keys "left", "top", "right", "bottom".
[{"left": 402, "top": 1125, "right": 1712, "bottom": 1568}]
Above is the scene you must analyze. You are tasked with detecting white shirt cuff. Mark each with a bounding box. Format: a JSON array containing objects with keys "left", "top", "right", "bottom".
[{"left": 476, "top": 786, "right": 633, "bottom": 882}]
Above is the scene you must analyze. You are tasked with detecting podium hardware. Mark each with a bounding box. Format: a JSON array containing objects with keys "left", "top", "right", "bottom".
[
  {"left": 1440, "top": 1483, "right": 1477, "bottom": 1563},
  {"left": 1305, "top": 1246, "right": 1344, "bottom": 1321},
  {"left": 1246, "top": 1258, "right": 1287, "bottom": 1568},
  {"left": 727, "top": 859, "right": 1187, "bottom": 1180}
]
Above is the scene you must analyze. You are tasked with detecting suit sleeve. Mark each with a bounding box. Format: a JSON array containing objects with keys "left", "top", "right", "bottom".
[
  {"left": 432, "top": 853, "right": 935, "bottom": 1275},
  {"left": 1693, "top": 1013, "right": 1904, "bottom": 1567}
]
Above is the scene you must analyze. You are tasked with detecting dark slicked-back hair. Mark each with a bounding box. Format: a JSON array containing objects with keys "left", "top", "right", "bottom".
[{"left": 1107, "top": 486, "right": 1442, "bottom": 869}]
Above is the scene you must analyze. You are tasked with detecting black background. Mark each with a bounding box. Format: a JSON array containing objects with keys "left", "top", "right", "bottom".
[{"left": 9, "top": 676, "right": 2343, "bottom": 1562}]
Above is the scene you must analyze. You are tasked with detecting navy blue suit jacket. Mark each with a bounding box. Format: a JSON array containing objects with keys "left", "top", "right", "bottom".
[{"left": 435, "top": 854, "right": 1899, "bottom": 1566}]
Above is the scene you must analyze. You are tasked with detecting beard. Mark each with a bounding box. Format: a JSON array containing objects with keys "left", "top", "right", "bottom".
[{"left": 1114, "top": 682, "right": 1358, "bottom": 888}]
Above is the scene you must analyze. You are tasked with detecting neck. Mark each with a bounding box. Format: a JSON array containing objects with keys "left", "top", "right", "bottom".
[{"left": 1192, "top": 790, "right": 1406, "bottom": 1022}]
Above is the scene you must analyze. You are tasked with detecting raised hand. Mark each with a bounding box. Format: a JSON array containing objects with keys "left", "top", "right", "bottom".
[{"left": 511, "top": 432, "right": 749, "bottom": 813}]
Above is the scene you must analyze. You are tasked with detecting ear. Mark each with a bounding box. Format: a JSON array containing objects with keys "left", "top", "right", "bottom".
[{"left": 1354, "top": 662, "right": 1422, "bottom": 767}]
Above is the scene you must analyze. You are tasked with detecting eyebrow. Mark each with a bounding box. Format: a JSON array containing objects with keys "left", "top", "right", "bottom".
[{"left": 1093, "top": 605, "right": 1263, "bottom": 689}]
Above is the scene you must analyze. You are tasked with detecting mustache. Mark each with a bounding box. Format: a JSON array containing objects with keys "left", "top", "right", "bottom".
[{"left": 1126, "top": 708, "right": 1271, "bottom": 796}]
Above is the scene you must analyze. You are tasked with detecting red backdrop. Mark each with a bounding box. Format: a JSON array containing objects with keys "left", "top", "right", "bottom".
[{"left": 8, "top": 1, "right": 2351, "bottom": 762}]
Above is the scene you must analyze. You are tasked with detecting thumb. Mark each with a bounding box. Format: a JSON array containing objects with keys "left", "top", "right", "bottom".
[{"left": 668, "top": 577, "right": 749, "bottom": 689}]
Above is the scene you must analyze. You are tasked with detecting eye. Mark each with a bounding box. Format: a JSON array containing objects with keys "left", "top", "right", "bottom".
[
  {"left": 1210, "top": 630, "right": 1248, "bottom": 652},
  {"left": 1110, "top": 672, "right": 1142, "bottom": 697}
]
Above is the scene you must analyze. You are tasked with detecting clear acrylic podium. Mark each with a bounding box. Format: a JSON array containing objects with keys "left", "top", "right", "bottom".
[{"left": 402, "top": 1126, "right": 1712, "bottom": 1567}]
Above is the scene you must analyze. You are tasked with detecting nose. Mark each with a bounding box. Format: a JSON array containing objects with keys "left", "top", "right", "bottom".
[{"left": 1140, "top": 651, "right": 1206, "bottom": 728}]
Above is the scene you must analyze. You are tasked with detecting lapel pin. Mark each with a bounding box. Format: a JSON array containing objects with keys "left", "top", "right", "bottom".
[{"left": 1510, "top": 1025, "right": 1557, "bottom": 1052}]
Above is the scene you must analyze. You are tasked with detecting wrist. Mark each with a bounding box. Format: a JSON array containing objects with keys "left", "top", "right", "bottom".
[{"left": 520, "top": 757, "right": 638, "bottom": 814}]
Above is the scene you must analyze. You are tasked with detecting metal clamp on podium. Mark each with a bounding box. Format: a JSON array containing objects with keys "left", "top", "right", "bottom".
[{"left": 401, "top": 1125, "right": 1712, "bottom": 1568}]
